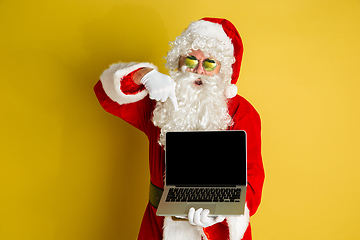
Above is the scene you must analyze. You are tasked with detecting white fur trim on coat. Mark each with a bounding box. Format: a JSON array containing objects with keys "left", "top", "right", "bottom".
[
  {"left": 163, "top": 203, "right": 250, "bottom": 240},
  {"left": 227, "top": 203, "right": 250, "bottom": 240},
  {"left": 163, "top": 217, "right": 203, "bottom": 240},
  {"left": 100, "top": 62, "right": 158, "bottom": 105}
]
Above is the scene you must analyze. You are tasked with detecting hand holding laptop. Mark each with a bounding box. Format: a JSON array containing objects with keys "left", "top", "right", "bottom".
[
  {"left": 174, "top": 208, "right": 225, "bottom": 227},
  {"left": 189, "top": 208, "right": 225, "bottom": 227}
]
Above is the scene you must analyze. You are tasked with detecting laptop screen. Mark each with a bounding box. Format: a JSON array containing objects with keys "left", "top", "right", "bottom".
[{"left": 165, "top": 131, "right": 247, "bottom": 187}]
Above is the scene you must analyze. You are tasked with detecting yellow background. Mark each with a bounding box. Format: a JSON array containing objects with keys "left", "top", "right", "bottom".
[{"left": 1, "top": 0, "right": 359, "bottom": 239}]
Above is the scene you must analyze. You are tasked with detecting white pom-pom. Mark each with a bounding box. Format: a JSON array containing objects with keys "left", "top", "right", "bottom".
[{"left": 225, "top": 84, "right": 238, "bottom": 98}]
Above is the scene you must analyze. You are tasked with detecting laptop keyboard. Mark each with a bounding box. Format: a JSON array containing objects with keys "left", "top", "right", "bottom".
[{"left": 165, "top": 188, "right": 241, "bottom": 202}]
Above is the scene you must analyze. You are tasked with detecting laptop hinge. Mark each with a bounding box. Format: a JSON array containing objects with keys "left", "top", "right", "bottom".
[{"left": 174, "top": 185, "right": 237, "bottom": 187}]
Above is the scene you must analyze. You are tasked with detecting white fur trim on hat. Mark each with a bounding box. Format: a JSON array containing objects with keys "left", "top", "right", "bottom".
[
  {"left": 225, "top": 84, "right": 238, "bottom": 98},
  {"left": 184, "top": 20, "right": 234, "bottom": 54},
  {"left": 100, "top": 62, "right": 157, "bottom": 105}
]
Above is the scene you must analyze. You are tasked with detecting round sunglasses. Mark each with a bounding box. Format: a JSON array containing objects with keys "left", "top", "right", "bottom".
[{"left": 184, "top": 55, "right": 218, "bottom": 72}]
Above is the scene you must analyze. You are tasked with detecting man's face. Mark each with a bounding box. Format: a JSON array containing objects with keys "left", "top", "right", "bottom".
[
  {"left": 153, "top": 50, "right": 231, "bottom": 146},
  {"left": 178, "top": 49, "right": 221, "bottom": 86}
]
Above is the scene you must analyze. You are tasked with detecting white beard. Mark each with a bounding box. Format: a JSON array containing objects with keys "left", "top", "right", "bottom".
[{"left": 152, "top": 70, "right": 232, "bottom": 146}]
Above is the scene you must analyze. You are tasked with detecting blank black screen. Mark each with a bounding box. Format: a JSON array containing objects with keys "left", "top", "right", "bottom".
[{"left": 165, "top": 131, "right": 247, "bottom": 186}]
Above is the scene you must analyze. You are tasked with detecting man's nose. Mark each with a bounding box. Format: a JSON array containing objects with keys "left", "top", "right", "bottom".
[{"left": 194, "top": 62, "right": 205, "bottom": 75}]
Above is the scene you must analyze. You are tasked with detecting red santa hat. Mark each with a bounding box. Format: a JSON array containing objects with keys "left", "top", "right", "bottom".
[{"left": 181, "top": 17, "right": 244, "bottom": 98}]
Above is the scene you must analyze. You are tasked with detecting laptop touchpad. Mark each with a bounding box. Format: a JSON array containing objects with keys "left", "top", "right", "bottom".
[{"left": 186, "top": 203, "right": 216, "bottom": 215}]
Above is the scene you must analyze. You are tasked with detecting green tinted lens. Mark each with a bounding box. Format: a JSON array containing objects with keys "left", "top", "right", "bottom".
[
  {"left": 203, "top": 59, "right": 217, "bottom": 71},
  {"left": 185, "top": 56, "right": 198, "bottom": 69}
]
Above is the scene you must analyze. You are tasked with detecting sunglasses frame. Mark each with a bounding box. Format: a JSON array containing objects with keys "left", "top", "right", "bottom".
[{"left": 184, "top": 55, "right": 219, "bottom": 72}]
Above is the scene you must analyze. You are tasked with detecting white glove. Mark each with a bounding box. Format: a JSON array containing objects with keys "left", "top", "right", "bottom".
[
  {"left": 188, "top": 207, "right": 225, "bottom": 228},
  {"left": 140, "top": 69, "right": 178, "bottom": 111}
]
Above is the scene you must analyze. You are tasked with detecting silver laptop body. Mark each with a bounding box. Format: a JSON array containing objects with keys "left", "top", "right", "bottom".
[{"left": 156, "top": 130, "right": 247, "bottom": 217}]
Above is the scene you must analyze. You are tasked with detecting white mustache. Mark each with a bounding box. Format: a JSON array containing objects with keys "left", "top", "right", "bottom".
[{"left": 171, "top": 69, "right": 222, "bottom": 89}]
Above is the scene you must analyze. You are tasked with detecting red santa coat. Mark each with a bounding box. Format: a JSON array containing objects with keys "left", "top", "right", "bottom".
[{"left": 94, "top": 62, "right": 265, "bottom": 240}]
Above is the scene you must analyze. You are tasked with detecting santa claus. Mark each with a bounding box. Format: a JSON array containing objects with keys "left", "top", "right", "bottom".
[{"left": 94, "top": 17, "right": 265, "bottom": 240}]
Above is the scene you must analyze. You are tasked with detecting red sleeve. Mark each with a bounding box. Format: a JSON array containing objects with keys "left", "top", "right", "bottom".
[
  {"left": 120, "top": 68, "right": 146, "bottom": 95},
  {"left": 229, "top": 95, "right": 265, "bottom": 216},
  {"left": 93, "top": 74, "right": 153, "bottom": 132}
]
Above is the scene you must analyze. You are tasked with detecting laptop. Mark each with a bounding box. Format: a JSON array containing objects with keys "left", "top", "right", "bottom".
[{"left": 156, "top": 130, "right": 247, "bottom": 217}]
